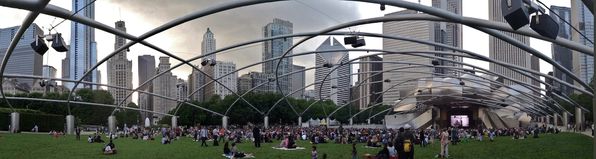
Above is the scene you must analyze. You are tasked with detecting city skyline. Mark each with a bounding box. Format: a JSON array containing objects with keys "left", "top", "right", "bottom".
[{"left": 0, "top": 0, "right": 575, "bottom": 104}]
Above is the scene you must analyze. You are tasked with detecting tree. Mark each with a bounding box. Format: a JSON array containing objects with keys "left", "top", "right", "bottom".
[
  {"left": 165, "top": 92, "right": 344, "bottom": 126},
  {"left": 71, "top": 89, "right": 115, "bottom": 125},
  {"left": 115, "top": 102, "right": 141, "bottom": 127}
]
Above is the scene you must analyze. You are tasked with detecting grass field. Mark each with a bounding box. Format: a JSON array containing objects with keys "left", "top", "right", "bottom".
[{"left": 0, "top": 132, "right": 592, "bottom": 159}]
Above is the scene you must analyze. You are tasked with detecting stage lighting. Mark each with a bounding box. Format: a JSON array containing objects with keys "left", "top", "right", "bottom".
[
  {"left": 530, "top": 14, "right": 559, "bottom": 39},
  {"left": 51, "top": 33, "right": 68, "bottom": 52},
  {"left": 30, "top": 36, "right": 49, "bottom": 55},
  {"left": 380, "top": 4, "right": 386, "bottom": 11},
  {"left": 501, "top": 0, "right": 530, "bottom": 30},
  {"left": 459, "top": 81, "right": 465, "bottom": 86},
  {"left": 383, "top": 79, "right": 391, "bottom": 83},
  {"left": 323, "top": 63, "right": 333, "bottom": 68}
]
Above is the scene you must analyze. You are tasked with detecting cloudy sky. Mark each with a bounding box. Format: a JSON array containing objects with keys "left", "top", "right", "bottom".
[{"left": 0, "top": 0, "right": 572, "bottom": 103}]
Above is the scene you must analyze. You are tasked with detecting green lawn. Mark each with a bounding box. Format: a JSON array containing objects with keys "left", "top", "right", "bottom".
[{"left": 0, "top": 132, "right": 592, "bottom": 159}]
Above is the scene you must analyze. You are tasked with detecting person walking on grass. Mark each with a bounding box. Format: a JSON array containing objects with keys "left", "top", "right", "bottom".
[
  {"left": 212, "top": 127, "right": 219, "bottom": 146},
  {"left": 200, "top": 126, "right": 208, "bottom": 147},
  {"left": 440, "top": 128, "right": 449, "bottom": 159},
  {"left": 253, "top": 126, "right": 262, "bottom": 148},
  {"left": 352, "top": 143, "right": 358, "bottom": 159},
  {"left": 76, "top": 127, "right": 81, "bottom": 141}
]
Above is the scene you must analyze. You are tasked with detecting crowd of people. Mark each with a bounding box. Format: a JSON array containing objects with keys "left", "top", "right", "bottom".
[{"left": 62, "top": 122, "right": 567, "bottom": 158}]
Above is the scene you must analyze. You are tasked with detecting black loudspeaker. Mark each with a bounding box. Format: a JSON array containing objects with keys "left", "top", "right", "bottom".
[
  {"left": 530, "top": 14, "right": 559, "bottom": 39},
  {"left": 351, "top": 38, "right": 366, "bottom": 48},
  {"left": 51, "top": 33, "right": 68, "bottom": 52},
  {"left": 344, "top": 36, "right": 357, "bottom": 45},
  {"left": 209, "top": 59, "right": 216, "bottom": 66},
  {"left": 30, "top": 36, "right": 48, "bottom": 55},
  {"left": 201, "top": 59, "right": 209, "bottom": 66},
  {"left": 501, "top": 0, "right": 530, "bottom": 30},
  {"left": 431, "top": 59, "right": 440, "bottom": 65}
]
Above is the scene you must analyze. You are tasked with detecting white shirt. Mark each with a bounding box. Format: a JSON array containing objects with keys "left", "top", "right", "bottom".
[
  {"left": 213, "top": 129, "right": 219, "bottom": 135},
  {"left": 104, "top": 146, "right": 112, "bottom": 152},
  {"left": 388, "top": 146, "right": 397, "bottom": 156}
]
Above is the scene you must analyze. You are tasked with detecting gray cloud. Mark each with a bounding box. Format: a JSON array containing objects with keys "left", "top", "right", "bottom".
[{"left": 106, "top": 0, "right": 364, "bottom": 85}]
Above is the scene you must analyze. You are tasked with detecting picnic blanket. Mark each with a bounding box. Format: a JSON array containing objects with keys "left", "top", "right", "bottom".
[
  {"left": 271, "top": 147, "right": 306, "bottom": 150},
  {"left": 222, "top": 154, "right": 255, "bottom": 158}
]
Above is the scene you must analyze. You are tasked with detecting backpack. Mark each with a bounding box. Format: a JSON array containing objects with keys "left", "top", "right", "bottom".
[{"left": 403, "top": 139, "right": 412, "bottom": 153}]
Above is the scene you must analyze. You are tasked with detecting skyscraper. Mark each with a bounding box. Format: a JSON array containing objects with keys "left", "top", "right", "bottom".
[
  {"left": 107, "top": 21, "right": 133, "bottom": 105},
  {"left": 263, "top": 18, "right": 293, "bottom": 94},
  {"left": 0, "top": 24, "right": 44, "bottom": 87},
  {"left": 197, "top": 28, "right": 238, "bottom": 99},
  {"left": 68, "top": 0, "right": 98, "bottom": 89},
  {"left": 382, "top": 10, "right": 435, "bottom": 104},
  {"left": 550, "top": 6, "right": 574, "bottom": 95},
  {"left": 358, "top": 55, "right": 383, "bottom": 110},
  {"left": 152, "top": 57, "right": 177, "bottom": 120},
  {"left": 290, "top": 64, "right": 306, "bottom": 99},
  {"left": 42, "top": 65, "right": 57, "bottom": 78},
  {"left": 176, "top": 78, "right": 188, "bottom": 101},
  {"left": 488, "top": 0, "right": 532, "bottom": 86},
  {"left": 204, "top": 61, "right": 237, "bottom": 99},
  {"left": 202, "top": 28, "right": 216, "bottom": 61},
  {"left": 138, "top": 55, "right": 155, "bottom": 121},
  {"left": 315, "top": 37, "right": 350, "bottom": 105},
  {"left": 188, "top": 68, "right": 205, "bottom": 102},
  {"left": 237, "top": 73, "right": 253, "bottom": 93},
  {"left": 238, "top": 71, "right": 276, "bottom": 93},
  {"left": 571, "top": 0, "right": 594, "bottom": 88},
  {"left": 62, "top": 51, "right": 70, "bottom": 80},
  {"left": 432, "top": 0, "right": 463, "bottom": 76}
]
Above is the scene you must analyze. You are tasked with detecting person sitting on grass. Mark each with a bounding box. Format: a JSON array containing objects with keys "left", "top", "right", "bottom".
[
  {"left": 94, "top": 133, "right": 105, "bottom": 143},
  {"left": 88, "top": 135, "right": 94, "bottom": 143},
  {"left": 367, "top": 136, "right": 380, "bottom": 147},
  {"left": 287, "top": 134, "right": 297, "bottom": 149},
  {"left": 223, "top": 141, "right": 232, "bottom": 156},
  {"left": 312, "top": 145, "right": 318, "bottom": 159},
  {"left": 375, "top": 144, "right": 389, "bottom": 159},
  {"left": 387, "top": 142, "right": 397, "bottom": 159},
  {"left": 161, "top": 135, "right": 170, "bottom": 144},
  {"left": 231, "top": 142, "right": 251, "bottom": 158},
  {"left": 280, "top": 136, "right": 289, "bottom": 148},
  {"left": 103, "top": 140, "right": 117, "bottom": 155}
]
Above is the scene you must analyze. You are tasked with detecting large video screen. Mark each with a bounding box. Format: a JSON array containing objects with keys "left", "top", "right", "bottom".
[{"left": 450, "top": 115, "right": 469, "bottom": 127}]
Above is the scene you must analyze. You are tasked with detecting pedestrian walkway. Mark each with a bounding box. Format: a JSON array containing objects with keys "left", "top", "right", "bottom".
[{"left": 553, "top": 125, "right": 593, "bottom": 138}]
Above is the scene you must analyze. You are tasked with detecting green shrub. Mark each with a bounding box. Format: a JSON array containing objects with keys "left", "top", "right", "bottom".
[{"left": 0, "top": 110, "right": 65, "bottom": 132}]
